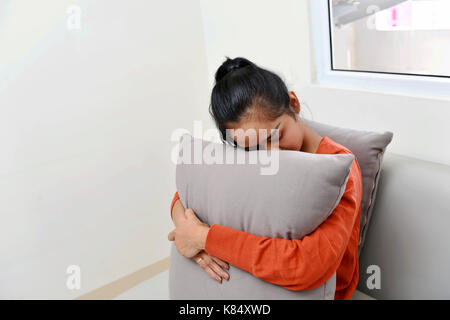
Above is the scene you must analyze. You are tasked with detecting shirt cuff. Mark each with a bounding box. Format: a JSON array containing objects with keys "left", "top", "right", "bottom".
[
  {"left": 170, "top": 192, "right": 180, "bottom": 220},
  {"left": 204, "top": 224, "right": 237, "bottom": 263}
]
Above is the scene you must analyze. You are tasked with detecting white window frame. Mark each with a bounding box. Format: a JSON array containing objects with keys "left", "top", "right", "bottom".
[{"left": 310, "top": 0, "right": 450, "bottom": 98}]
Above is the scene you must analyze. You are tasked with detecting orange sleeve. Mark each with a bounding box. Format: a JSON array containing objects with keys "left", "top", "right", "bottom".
[
  {"left": 170, "top": 192, "right": 180, "bottom": 220},
  {"left": 204, "top": 159, "right": 362, "bottom": 291}
]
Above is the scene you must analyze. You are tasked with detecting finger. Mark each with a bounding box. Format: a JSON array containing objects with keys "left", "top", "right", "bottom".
[
  {"left": 210, "top": 256, "right": 230, "bottom": 270},
  {"left": 168, "top": 230, "right": 175, "bottom": 241},
  {"left": 203, "top": 265, "right": 222, "bottom": 284},
  {"left": 208, "top": 260, "right": 230, "bottom": 281},
  {"left": 199, "top": 253, "right": 229, "bottom": 281},
  {"left": 195, "top": 255, "right": 222, "bottom": 284}
]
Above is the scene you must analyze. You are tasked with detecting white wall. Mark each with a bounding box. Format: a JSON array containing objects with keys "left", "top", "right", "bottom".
[
  {"left": 199, "top": 0, "right": 312, "bottom": 91},
  {"left": 199, "top": 0, "right": 450, "bottom": 166},
  {"left": 0, "top": 0, "right": 211, "bottom": 298}
]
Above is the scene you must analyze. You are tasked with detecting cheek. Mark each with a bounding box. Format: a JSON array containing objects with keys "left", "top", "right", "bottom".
[{"left": 280, "top": 128, "right": 304, "bottom": 151}]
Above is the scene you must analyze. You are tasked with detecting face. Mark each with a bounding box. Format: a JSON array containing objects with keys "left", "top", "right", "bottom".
[{"left": 225, "top": 91, "right": 306, "bottom": 151}]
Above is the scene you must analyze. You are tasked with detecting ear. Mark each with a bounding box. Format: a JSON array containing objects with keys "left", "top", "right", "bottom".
[{"left": 288, "top": 91, "right": 301, "bottom": 115}]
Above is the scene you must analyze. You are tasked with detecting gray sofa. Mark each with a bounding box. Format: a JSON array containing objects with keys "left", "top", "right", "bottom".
[{"left": 355, "top": 152, "right": 450, "bottom": 299}]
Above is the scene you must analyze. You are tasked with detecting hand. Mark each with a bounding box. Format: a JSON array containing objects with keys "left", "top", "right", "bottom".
[
  {"left": 168, "top": 208, "right": 210, "bottom": 258},
  {"left": 193, "top": 251, "right": 230, "bottom": 284}
]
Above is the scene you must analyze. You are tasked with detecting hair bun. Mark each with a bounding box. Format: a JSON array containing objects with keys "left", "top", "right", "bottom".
[{"left": 215, "top": 57, "right": 253, "bottom": 82}]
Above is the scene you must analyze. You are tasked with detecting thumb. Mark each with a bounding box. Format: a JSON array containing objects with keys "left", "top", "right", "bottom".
[{"left": 168, "top": 230, "right": 175, "bottom": 241}]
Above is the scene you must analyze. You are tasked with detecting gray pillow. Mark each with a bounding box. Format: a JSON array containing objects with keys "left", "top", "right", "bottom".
[
  {"left": 303, "top": 119, "right": 393, "bottom": 255},
  {"left": 169, "top": 134, "right": 354, "bottom": 300}
]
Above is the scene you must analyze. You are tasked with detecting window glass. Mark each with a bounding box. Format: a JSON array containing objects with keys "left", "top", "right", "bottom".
[{"left": 330, "top": 0, "right": 450, "bottom": 77}]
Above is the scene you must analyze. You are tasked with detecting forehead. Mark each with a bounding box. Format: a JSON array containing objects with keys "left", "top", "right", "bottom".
[{"left": 225, "top": 117, "right": 282, "bottom": 147}]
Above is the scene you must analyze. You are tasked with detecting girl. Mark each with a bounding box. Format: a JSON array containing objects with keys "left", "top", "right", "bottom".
[{"left": 168, "top": 57, "right": 362, "bottom": 300}]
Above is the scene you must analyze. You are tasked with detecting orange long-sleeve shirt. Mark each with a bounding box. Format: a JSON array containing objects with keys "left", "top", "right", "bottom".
[{"left": 170, "top": 136, "right": 363, "bottom": 300}]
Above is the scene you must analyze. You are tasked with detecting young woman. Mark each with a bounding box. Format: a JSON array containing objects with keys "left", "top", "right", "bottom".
[{"left": 168, "top": 57, "right": 363, "bottom": 300}]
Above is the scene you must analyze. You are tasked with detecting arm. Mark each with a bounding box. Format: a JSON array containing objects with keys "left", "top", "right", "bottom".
[{"left": 203, "top": 160, "right": 362, "bottom": 291}]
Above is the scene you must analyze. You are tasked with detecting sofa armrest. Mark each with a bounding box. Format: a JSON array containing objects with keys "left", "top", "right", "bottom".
[{"left": 357, "top": 153, "right": 450, "bottom": 299}]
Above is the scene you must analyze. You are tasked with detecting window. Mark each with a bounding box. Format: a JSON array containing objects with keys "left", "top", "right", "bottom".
[
  {"left": 330, "top": 0, "right": 450, "bottom": 78},
  {"left": 310, "top": 0, "right": 450, "bottom": 97}
]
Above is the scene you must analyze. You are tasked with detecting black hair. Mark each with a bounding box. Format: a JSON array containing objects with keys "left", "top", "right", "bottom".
[{"left": 209, "top": 56, "right": 295, "bottom": 143}]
